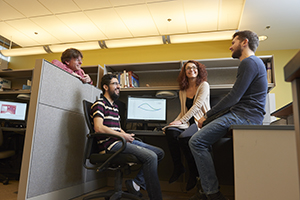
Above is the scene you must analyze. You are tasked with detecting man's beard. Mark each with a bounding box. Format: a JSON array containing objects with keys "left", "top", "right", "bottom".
[
  {"left": 232, "top": 46, "right": 242, "bottom": 59},
  {"left": 109, "top": 89, "right": 119, "bottom": 101}
]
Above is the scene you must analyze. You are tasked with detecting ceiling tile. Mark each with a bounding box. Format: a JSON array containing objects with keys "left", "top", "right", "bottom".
[
  {"left": 218, "top": 0, "right": 245, "bottom": 30},
  {"left": 115, "top": 4, "right": 159, "bottom": 37},
  {"left": 56, "top": 12, "right": 107, "bottom": 41},
  {"left": 85, "top": 8, "right": 132, "bottom": 39},
  {"left": 183, "top": 0, "right": 219, "bottom": 32},
  {"left": 38, "top": 0, "right": 80, "bottom": 14},
  {"left": 5, "top": 18, "right": 60, "bottom": 45},
  {"left": 73, "top": 0, "right": 112, "bottom": 10},
  {"left": 3, "top": 0, "right": 52, "bottom": 17},
  {"left": 110, "top": 0, "right": 144, "bottom": 7},
  {"left": 0, "top": 22, "right": 39, "bottom": 46},
  {"left": 0, "top": 0, "right": 24, "bottom": 20},
  {"left": 148, "top": 0, "right": 187, "bottom": 35},
  {"left": 30, "top": 15, "right": 83, "bottom": 44}
]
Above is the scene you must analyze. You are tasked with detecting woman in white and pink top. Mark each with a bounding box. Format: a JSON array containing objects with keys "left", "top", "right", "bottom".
[{"left": 52, "top": 48, "right": 93, "bottom": 84}]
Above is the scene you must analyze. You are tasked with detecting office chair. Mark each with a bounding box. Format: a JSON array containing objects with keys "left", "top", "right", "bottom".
[
  {"left": 82, "top": 100, "right": 142, "bottom": 200},
  {"left": 0, "top": 129, "right": 16, "bottom": 185}
]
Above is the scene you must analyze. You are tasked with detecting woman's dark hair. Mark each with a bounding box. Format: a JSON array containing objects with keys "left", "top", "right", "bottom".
[
  {"left": 101, "top": 74, "right": 117, "bottom": 94},
  {"left": 232, "top": 30, "right": 259, "bottom": 52},
  {"left": 177, "top": 60, "right": 207, "bottom": 91},
  {"left": 61, "top": 48, "right": 83, "bottom": 64}
]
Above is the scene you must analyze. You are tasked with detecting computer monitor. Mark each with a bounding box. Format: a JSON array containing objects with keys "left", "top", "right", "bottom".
[
  {"left": 127, "top": 96, "right": 167, "bottom": 128},
  {"left": 0, "top": 100, "right": 27, "bottom": 121}
]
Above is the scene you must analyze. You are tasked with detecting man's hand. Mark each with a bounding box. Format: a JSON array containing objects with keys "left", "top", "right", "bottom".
[
  {"left": 122, "top": 133, "right": 135, "bottom": 143},
  {"left": 197, "top": 116, "right": 206, "bottom": 128}
]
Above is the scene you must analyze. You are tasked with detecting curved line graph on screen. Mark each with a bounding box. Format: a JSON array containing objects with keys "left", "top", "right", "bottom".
[{"left": 138, "top": 103, "right": 162, "bottom": 112}]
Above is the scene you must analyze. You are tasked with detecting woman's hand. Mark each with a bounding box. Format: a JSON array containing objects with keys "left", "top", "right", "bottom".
[
  {"left": 81, "top": 74, "right": 92, "bottom": 83},
  {"left": 197, "top": 116, "right": 206, "bottom": 128},
  {"left": 169, "top": 120, "right": 182, "bottom": 125}
]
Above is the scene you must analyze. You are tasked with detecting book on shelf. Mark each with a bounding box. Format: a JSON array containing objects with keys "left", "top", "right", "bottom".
[
  {"left": 128, "top": 71, "right": 139, "bottom": 88},
  {"left": 116, "top": 70, "right": 139, "bottom": 88}
]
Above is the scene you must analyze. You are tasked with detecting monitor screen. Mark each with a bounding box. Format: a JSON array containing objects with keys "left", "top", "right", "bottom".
[
  {"left": 127, "top": 96, "right": 167, "bottom": 123},
  {"left": 0, "top": 100, "right": 27, "bottom": 121}
]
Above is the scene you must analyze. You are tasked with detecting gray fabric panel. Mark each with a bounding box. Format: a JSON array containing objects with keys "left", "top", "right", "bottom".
[
  {"left": 26, "top": 60, "right": 103, "bottom": 198},
  {"left": 38, "top": 61, "right": 97, "bottom": 113},
  {"left": 27, "top": 104, "right": 87, "bottom": 198}
]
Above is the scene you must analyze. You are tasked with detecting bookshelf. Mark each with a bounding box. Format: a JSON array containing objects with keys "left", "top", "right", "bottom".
[{"left": 104, "top": 55, "right": 275, "bottom": 96}]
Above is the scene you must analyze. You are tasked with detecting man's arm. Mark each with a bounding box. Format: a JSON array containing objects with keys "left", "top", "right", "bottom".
[
  {"left": 206, "top": 58, "right": 257, "bottom": 117},
  {"left": 93, "top": 117, "right": 134, "bottom": 143}
]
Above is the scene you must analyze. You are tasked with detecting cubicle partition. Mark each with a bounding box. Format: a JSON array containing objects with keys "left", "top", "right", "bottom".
[{"left": 18, "top": 59, "right": 103, "bottom": 200}]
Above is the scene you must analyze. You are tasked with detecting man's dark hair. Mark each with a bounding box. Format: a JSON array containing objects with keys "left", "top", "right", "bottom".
[
  {"left": 101, "top": 74, "right": 117, "bottom": 94},
  {"left": 232, "top": 30, "right": 259, "bottom": 52},
  {"left": 61, "top": 48, "right": 83, "bottom": 64}
]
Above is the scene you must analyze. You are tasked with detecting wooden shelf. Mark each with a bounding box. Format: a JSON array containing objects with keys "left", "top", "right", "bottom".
[
  {"left": 0, "top": 69, "right": 33, "bottom": 79},
  {"left": 0, "top": 90, "right": 31, "bottom": 95}
]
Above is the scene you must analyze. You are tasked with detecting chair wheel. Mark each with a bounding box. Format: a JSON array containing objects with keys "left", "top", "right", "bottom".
[{"left": 3, "top": 178, "right": 9, "bottom": 185}]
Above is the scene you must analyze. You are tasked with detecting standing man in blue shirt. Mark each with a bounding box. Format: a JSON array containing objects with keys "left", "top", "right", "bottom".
[{"left": 189, "top": 30, "right": 268, "bottom": 200}]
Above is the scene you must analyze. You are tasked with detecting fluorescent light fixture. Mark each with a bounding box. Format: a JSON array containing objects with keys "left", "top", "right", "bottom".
[
  {"left": 0, "top": 46, "right": 46, "bottom": 57},
  {"left": 0, "top": 31, "right": 237, "bottom": 57},
  {"left": 170, "top": 30, "right": 236, "bottom": 44},
  {"left": 49, "top": 41, "right": 100, "bottom": 53},
  {"left": 105, "top": 36, "right": 163, "bottom": 48}
]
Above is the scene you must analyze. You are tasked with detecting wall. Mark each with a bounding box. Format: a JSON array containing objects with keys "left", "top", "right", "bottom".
[{"left": 7, "top": 40, "right": 299, "bottom": 110}]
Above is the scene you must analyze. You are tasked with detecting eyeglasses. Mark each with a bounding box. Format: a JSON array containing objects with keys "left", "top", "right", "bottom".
[
  {"left": 110, "top": 82, "right": 120, "bottom": 86},
  {"left": 186, "top": 66, "right": 197, "bottom": 71}
]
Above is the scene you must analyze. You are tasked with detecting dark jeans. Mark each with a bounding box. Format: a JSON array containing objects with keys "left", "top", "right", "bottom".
[
  {"left": 165, "top": 124, "right": 199, "bottom": 179},
  {"left": 110, "top": 140, "right": 164, "bottom": 200}
]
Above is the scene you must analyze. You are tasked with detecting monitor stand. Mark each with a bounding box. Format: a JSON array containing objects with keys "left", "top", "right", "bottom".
[{"left": 142, "top": 123, "right": 149, "bottom": 130}]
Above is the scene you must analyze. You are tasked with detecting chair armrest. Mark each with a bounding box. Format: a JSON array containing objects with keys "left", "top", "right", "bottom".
[{"left": 83, "top": 132, "right": 127, "bottom": 171}]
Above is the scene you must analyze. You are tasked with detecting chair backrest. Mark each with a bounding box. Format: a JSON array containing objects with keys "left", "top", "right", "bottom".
[
  {"left": 0, "top": 129, "right": 3, "bottom": 147},
  {"left": 83, "top": 100, "right": 94, "bottom": 133},
  {"left": 82, "top": 100, "right": 99, "bottom": 164}
]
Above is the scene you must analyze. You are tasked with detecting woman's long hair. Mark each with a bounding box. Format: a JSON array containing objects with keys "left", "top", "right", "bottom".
[{"left": 177, "top": 60, "right": 207, "bottom": 91}]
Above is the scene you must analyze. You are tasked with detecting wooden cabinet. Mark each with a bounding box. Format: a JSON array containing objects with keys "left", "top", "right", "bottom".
[
  {"left": 0, "top": 69, "right": 32, "bottom": 99},
  {"left": 81, "top": 65, "right": 104, "bottom": 88}
]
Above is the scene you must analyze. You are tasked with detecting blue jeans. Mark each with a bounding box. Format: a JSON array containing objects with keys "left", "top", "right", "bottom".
[
  {"left": 109, "top": 139, "right": 164, "bottom": 200},
  {"left": 189, "top": 111, "right": 254, "bottom": 195}
]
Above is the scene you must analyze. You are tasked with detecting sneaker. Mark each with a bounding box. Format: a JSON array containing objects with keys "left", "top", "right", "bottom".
[
  {"left": 207, "top": 191, "right": 229, "bottom": 200},
  {"left": 125, "top": 179, "right": 143, "bottom": 197},
  {"left": 189, "top": 190, "right": 207, "bottom": 200}
]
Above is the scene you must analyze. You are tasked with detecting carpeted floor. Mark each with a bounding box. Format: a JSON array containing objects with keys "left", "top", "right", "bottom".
[
  {"left": 0, "top": 179, "right": 19, "bottom": 200},
  {"left": 1, "top": 180, "right": 234, "bottom": 200}
]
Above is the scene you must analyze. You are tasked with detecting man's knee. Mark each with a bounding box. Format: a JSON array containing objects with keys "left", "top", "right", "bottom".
[{"left": 189, "top": 135, "right": 197, "bottom": 150}]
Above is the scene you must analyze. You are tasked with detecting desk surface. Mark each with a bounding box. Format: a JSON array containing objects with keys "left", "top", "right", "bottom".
[
  {"left": 128, "top": 130, "right": 165, "bottom": 136},
  {"left": 229, "top": 125, "right": 294, "bottom": 131},
  {"left": 1, "top": 127, "right": 26, "bottom": 132}
]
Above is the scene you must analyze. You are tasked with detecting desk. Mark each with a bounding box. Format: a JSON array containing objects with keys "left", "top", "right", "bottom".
[
  {"left": 230, "top": 125, "right": 298, "bottom": 200},
  {"left": 284, "top": 50, "right": 300, "bottom": 195},
  {"left": 1, "top": 127, "right": 26, "bottom": 133},
  {"left": 128, "top": 130, "right": 164, "bottom": 136}
]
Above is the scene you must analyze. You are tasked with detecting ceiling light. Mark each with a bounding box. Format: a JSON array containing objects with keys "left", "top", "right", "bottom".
[
  {"left": 0, "top": 31, "right": 237, "bottom": 57},
  {"left": 49, "top": 41, "right": 100, "bottom": 53},
  {"left": 170, "top": 30, "right": 236, "bottom": 44},
  {"left": 105, "top": 36, "right": 164, "bottom": 48},
  {"left": 0, "top": 46, "right": 46, "bottom": 57},
  {"left": 259, "top": 35, "right": 268, "bottom": 41}
]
